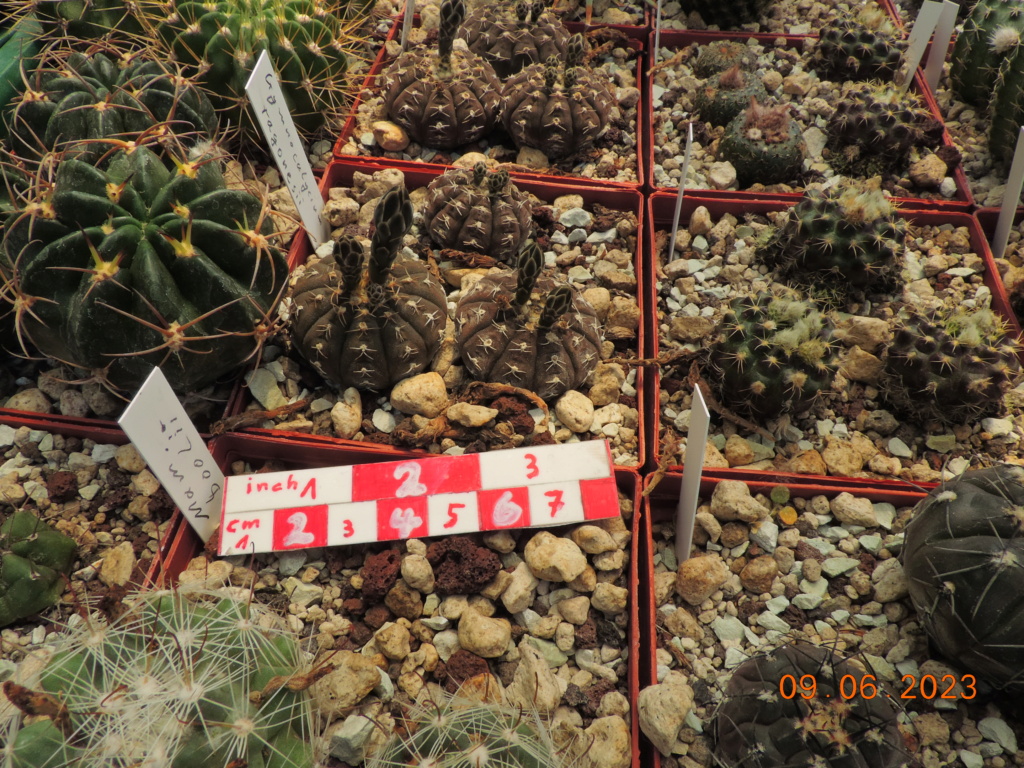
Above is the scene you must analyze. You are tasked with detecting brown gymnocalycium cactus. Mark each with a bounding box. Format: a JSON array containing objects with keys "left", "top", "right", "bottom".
[
  {"left": 454, "top": 241, "right": 602, "bottom": 400},
  {"left": 502, "top": 35, "right": 616, "bottom": 159},
  {"left": 422, "top": 163, "right": 533, "bottom": 263},
  {"left": 380, "top": 0, "right": 503, "bottom": 150},
  {"left": 286, "top": 186, "right": 447, "bottom": 390},
  {"left": 457, "top": 0, "right": 569, "bottom": 79}
]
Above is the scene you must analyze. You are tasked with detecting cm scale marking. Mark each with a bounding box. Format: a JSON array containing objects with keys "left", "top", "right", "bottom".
[{"left": 218, "top": 441, "right": 620, "bottom": 556}]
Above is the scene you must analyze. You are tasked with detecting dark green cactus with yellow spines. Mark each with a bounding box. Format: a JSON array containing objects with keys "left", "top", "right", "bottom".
[
  {"left": 0, "top": 509, "right": 77, "bottom": 628},
  {"left": 458, "top": 0, "right": 570, "bottom": 79},
  {"left": 902, "top": 465, "right": 1024, "bottom": 692},
  {"left": 287, "top": 186, "right": 447, "bottom": 391},
  {"left": 810, "top": 4, "right": 903, "bottom": 82},
  {"left": 709, "top": 294, "right": 839, "bottom": 420},
  {"left": 759, "top": 179, "right": 904, "bottom": 298},
  {"left": 677, "top": 0, "right": 769, "bottom": 29},
  {"left": 422, "top": 163, "right": 533, "bottom": 264},
  {"left": 454, "top": 241, "right": 602, "bottom": 400},
  {"left": 381, "top": 0, "right": 502, "bottom": 150},
  {"left": 719, "top": 99, "right": 804, "bottom": 187},
  {"left": 1, "top": 143, "right": 287, "bottom": 393},
  {"left": 149, "top": 0, "right": 368, "bottom": 140},
  {"left": 950, "top": 0, "right": 1024, "bottom": 107},
  {"left": 693, "top": 65, "right": 767, "bottom": 127},
  {"left": 3, "top": 48, "right": 218, "bottom": 167},
  {"left": 882, "top": 307, "right": 1021, "bottom": 425},
  {"left": 713, "top": 641, "right": 908, "bottom": 767}
]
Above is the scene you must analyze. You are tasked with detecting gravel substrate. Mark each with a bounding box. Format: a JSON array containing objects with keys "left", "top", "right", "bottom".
[
  {"left": 653, "top": 204, "right": 1024, "bottom": 479},
  {"left": 655, "top": 0, "right": 899, "bottom": 36}
]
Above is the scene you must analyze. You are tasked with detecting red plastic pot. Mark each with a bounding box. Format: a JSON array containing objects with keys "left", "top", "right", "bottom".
[
  {"left": 638, "top": 471, "right": 930, "bottom": 768},
  {"left": 162, "top": 433, "right": 645, "bottom": 768},
  {"left": 644, "top": 192, "right": 1015, "bottom": 477},
  {"left": 973, "top": 207, "right": 1024, "bottom": 343},
  {"left": 645, "top": 31, "right": 974, "bottom": 210}
]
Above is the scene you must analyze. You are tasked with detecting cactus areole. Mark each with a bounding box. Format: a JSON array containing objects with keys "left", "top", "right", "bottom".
[
  {"left": 902, "top": 465, "right": 1024, "bottom": 691},
  {"left": 2, "top": 145, "right": 287, "bottom": 393}
]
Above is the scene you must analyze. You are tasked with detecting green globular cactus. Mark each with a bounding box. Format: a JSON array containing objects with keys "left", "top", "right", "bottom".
[
  {"left": 810, "top": 4, "right": 903, "bottom": 82},
  {"left": 712, "top": 641, "right": 909, "bottom": 767},
  {"left": 151, "top": 0, "right": 366, "bottom": 140},
  {"left": 455, "top": 241, "right": 601, "bottom": 400},
  {"left": 881, "top": 307, "right": 1021, "bottom": 426},
  {"left": 692, "top": 41, "right": 757, "bottom": 78},
  {"left": 458, "top": 0, "right": 570, "bottom": 79},
  {"left": 676, "top": 0, "right": 769, "bottom": 29},
  {"left": 709, "top": 293, "right": 839, "bottom": 420},
  {"left": 759, "top": 179, "right": 904, "bottom": 298},
  {"left": 902, "top": 465, "right": 1024, "bottom": 692},
  {"left": 2, "top": 143, "right": 287, "bottom": 393},
  {"left": 367, "top": 678, "right": 569, "bottom": 768},
  {"left": 0, "top": 510, "right": 77, "bottom": 627},
  {"left": 381, "top": 0, "right": 503, "bottom": 150},
  {"left": 287, "top": 186, "right": 448, "bottom": 390},
  {"left": 2, "top": 588, "right": 316, "bottom": 767},
  {"left": 825, "top": 83, "right": 941, "bottom": 177},
  {"left": 989, "top": 40, "right": 1024, "bottom": 164},
  {"left": 5, "top": 0, "right": 147, "bottom": 41},
  {"left": 502, "top": 38, "right": 616, "bottom": 160},
  {"left": 694, "top": 65, "right": 768, "bottom": 128},
  {"left": 950, "top": 0, "right": 1024, "bottom": 107},
  {"left": 3, "top": 49, "right": 218, "bottom": 167},
  {"left": 719, "top": 99, "right": 804, "bottom": 187},
  {"left": 422, "top": 164, "right": 533, "bottom": 264}
]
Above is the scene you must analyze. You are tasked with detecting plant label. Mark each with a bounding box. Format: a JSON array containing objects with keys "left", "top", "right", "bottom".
[
  {"left": 676, "top": 386, "right": 709, "bottom": 563},
  {"left": 401, "top": 0, "right": 414, "bottom": 50},
  {"left": 899, "top": 1, "right": 944, "bottom": 91},
  {"left": 119, "top": 367, "right": 224, "bottom": 542},
  {"left": 218, "top": 442, "right": 620, "bottom": 555},
  {"left": 924, "top": 1, "right": 960, "bottom": 91},
  {"left": 245, "top": 50, "right": 328, "bottom": 248},
  {"left": 667, "top": 122, "right": 694, "bottom": 259},
  {"left": 992, "top": 127, "right": 1024, "bottom": 259}
]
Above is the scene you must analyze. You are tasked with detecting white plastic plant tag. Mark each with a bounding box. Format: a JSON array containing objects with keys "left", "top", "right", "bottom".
[
  {"left": 118, "top": 367, "right": 224, "bottom": 542},
  {"left": 667, "top": 123, "right": 694, "bottom": 259},
  {"left": 924, "top": 1, "right": 960, "bottom": 91},
  {"left": 401, "top": 0, "right": 414, "bottom": 50},
  {"left": 654, "top": 0, "right": 663, "bottom": 64},
  {"left": 218, "top": 442, "right": 620, "bottom": 556},
  {"left": 676, "top": 386, "right": 710, "bottom": 563},
  {"left": 899, "top": 0, "right": 944, "bottom": 91},
  {"left": 992, "top": 127, "right": 1024, "bottom": 259},
  {"left": 244, "top": 50, "right": 328, "bottom": 248}
]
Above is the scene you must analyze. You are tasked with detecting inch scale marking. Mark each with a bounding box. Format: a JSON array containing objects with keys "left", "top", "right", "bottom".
[{"left": 219, "top": 442, "right": 619, "bottom": 556}]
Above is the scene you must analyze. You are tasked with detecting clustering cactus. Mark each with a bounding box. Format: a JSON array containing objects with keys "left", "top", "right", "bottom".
[
  {"left": 2, "top": 588, "right": 316, "bottom": 767},
  {"left": 3, "top": 48, "right": 218, "bottom": 166},
  {"left": 719, "top": 99, "right": 804, "bottom": 187},
  {"left": 676, "top": 0, "right": 769, "bottom": 29},
  {"left": 693, "top": 65, "right": 768, "bottom": 127},
  {"left": 287, "top": 186, "right": 447, "bottom": 391},
  {"left": 692, "top": 41, "right": 757, "bottom": 78},
  {"left": 709, "top": 294, "right": 839, "bottom": 419},
  {"left": 2, "top": 143, "right": 287, "bottom": 393},
  {"left": 950, "top": 0, "right": 1024, "bottom": 107},
  {"left": 825, "top": 83, "right": 941, "bottom": 177},
  {"left": 881, "top": 307, "right": 1021, "bottom": 426},
  {"left": 712, "top": 641, "right": 908, "bottom": 767},
  {"left": 0, "top": 509, "right": 77, "bottom": 627},
  {"left": 902, "top": 465, "right": 1024, "bottom": 692},
  {"left": 458, "top": 0, "right": 570, "bottom": 79},
  {"left": 381, "top": 0, "right": 502, "bottom": 150},
  {"left": 810, "top": 4, "right": 903, "bottom": 82},
  {"left": 422, "top": 164, "right": 533, "bottom": 264},
  {"left": 367, "top": 679, "right": 569, "bottom": 768},
  {"left": 454, "top": 241, "right": 601, "bottom": 400},
  {"left": 502, "top": 36, "right": 616, "bottom": 160},
  {"left": 759, "top": 179, "right": 904, "bottom": 298}
]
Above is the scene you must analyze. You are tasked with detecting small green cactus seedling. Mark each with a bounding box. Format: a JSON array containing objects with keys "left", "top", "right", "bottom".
[
  {"left": 2, "top": 588, "right": 317, "bottom": 767},
  {"left": 719, "top": 98, "right": 805, "bottom": 187},
  {"left": 287, "top": 186, "right": 448, "bottom": 390},
  {"left": 810, "top": 3, "right": 903, "bottom": 82},
  {"left": 0, "top": 509, "right": 77, "bottom": 627},
  {"left": 902, "top": 465, "right": 1024, "bottom": 692},
  {"left": 709, "top": 293, "right": 839, "bottom": 419},
  {"left": 693, "top": 65, "right": 768, "bottom": 127}
]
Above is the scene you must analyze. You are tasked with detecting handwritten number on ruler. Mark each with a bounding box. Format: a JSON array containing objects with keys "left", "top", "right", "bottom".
[
  {"left": 342, "top": 520, "right": 354, "bottom": 538},
  {"left": 283, "top": 511, "right": 315, "bottom": 547},
  {"left": 544, "top": 489, "right": 565, "bottom": 517},
  {"left": 391, "top": 507, "right": 423, "bottom": 538},
  {"left": 493, "top": 491, "right": 523, "bottom": 526},
  {"left": 524, "top": 453, "right": 539, "bottom": 479},
  {"left": 445, "top": 503, "right": 463, "bottom": 529},
  {"left": 394, "top": 462, "right": 427, "bottom": 496}
]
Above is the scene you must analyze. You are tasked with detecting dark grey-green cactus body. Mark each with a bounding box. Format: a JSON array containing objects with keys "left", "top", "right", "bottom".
[
  {"left": 422, "top": 164, "right": 533, "bottom": 263},
  {"left": 677, "top": 0, "right": 769, "bottom": 28},
  {"left": 455, "top": 242, "right": 601, "bottom": 400},
  {"left": 719, "top": 99, "right": 804, "bottom": 187},
  {"left": 457, "top": 0, "right": 569, "bottom": 79},
  {"left": 693, "top": 65, "right": 767, "bottom": 127},
  {"left": 288, "top": 187, "right": 447, "bottom": 390},
  {"left": 810, "top": 8, "right": 903, "bottom": 82}
]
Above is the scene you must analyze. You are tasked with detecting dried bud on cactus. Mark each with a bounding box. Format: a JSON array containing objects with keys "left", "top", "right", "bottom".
[
  {"left": 693, "top": 65, "right": 769, "bottom": 127},
  {"left": 381, "top": 0, "right": 502, "bottom": 150},
  {"left": 458, "top": 0, "right": 569, "bottom": 78},
  {"left": 422, "top": 164, "right": 533, "bottom": 263},
  {"left": 455, "top": 242, "right": 602, "bottom": 400},
  {"left": 287, "top": 187, "right": 447, "bottom": 390}
]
